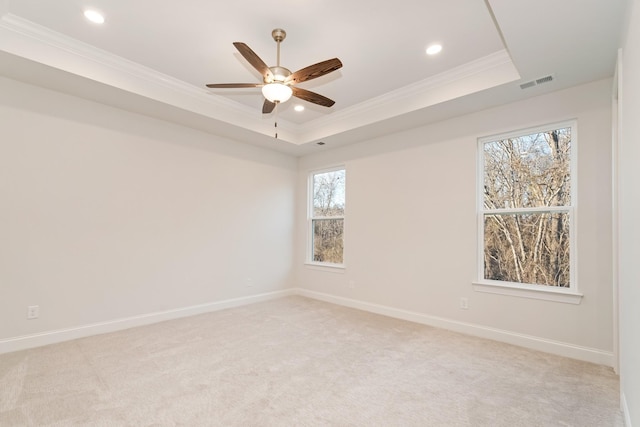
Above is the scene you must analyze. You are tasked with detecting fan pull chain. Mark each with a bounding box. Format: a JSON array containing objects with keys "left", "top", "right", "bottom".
[{"left": 274, "top": 101, "right": 279, "bottom": 139}]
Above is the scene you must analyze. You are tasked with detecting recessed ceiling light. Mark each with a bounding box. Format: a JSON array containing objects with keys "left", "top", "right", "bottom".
[
  {"left": 294, "top": 105, "right": 305, "bottom": 112},
  {"left": 84, "top": 10, "right": 105, "bottom": 24},
  {"left": 426, "top": 44, "right": 442, "bottom": 55}
]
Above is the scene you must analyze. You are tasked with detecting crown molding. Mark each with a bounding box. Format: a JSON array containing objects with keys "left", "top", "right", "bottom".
[
  {"left": 297, "top": 50, "right": 520, "bottom": 143},
  {"left": 0, "top": 13, "right": 301, "bottom": 142},
  {"left": 0, "top": 12, "right": 518, "bottom": 147}
]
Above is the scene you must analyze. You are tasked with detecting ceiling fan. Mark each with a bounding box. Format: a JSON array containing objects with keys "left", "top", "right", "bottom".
[{"left": 206, "top": 28, "right": 343, "bottom": 114}]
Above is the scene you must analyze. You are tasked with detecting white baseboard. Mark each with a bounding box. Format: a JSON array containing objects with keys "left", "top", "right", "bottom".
[
  {"left": 0, "top": 289, "right": 295, "bottom": 355},
  {"left": 622, "top": 392, "right": 632, "bottom": 427},
  {"left": 2, "top": 287, "right": 616, "bottom": 368},
  {"left": 295, "top": 288, "right": 615, "bottom": 367}
]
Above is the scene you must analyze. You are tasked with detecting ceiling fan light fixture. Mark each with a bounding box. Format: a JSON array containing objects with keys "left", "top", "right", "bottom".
[{"left": 262, "top": 83, "right": 293, "bottom": 103}]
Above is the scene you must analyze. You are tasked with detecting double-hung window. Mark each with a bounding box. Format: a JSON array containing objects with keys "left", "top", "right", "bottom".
[
  {"left": 308, "top": 167, "right": 345, "bottom": 266},
  {"left": 476, "top": 121, "right": 580, "bottom": 303}
]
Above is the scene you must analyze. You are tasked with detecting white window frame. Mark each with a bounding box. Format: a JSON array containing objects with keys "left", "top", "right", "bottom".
[
  {"left": 473, "top": 120, "right": 583, "bottom": 304},
  {"left": 306, "top": 166, "right": 346, "bottom": 269}
]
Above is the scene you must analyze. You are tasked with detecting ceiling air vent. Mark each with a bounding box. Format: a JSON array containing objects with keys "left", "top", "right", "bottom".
[
  {"left": 520, "top": 74, "right": 555, "bottom": 90},
  {"left": 536, "top": 75, "right": 554, "bottom": 84},
  {"left": 520, "top": 81, "right": 537, "bottom": 89}
]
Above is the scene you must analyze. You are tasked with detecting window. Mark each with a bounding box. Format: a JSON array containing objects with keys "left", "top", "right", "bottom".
[
  {"left": 477, "top": 121, "right": 580, "bottom": 301},
  {"left": 308, "top": 167, "right": 345, "bottom": 266}
]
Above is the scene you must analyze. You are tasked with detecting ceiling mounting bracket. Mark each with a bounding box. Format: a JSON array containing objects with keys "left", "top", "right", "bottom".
[{"left": 271, "top": 28, "right": 286, "bottom": 43}]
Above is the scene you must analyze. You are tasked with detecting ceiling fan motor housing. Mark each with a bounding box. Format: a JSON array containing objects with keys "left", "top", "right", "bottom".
[{"left": 266, "top": 66, "right": 291, "bottom": 84}]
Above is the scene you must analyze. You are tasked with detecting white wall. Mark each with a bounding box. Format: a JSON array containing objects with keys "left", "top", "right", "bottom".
[
  {"left": 619, "top": 0, "right": 640, "bottom": 423},
  {"left": 0, "top": 76, "right": 297, "bottom": 344},
  {"left": 296, "top": 79, "right": 614, "bottom": 363}
]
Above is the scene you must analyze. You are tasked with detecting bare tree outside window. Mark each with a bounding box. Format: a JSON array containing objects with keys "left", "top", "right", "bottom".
[
  {"left": 311, "top": 169, "right": 345, "bottom": 264},
  {"left": 481, "top": 125, "right": 573, "bottom": 287}
]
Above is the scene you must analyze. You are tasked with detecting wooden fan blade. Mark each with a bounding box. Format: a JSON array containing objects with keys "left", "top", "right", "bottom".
[
  {"left": 291, "top": 87, "right": 335, "bottom": 107},
  {"left": 262, "top": 99, "right": 276, "bottom": 114},
  {"left": 233, "top": 42, "right": 274, "bottom": 81},
  {"left": 206, "top": 83, "right": 262, "bottom": 88},
  {"left": 286, "top": 58, "right": 342, "bottom": 85}
]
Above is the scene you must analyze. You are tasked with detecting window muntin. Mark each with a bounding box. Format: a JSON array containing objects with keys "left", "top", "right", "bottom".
[
  {"left": 479, "top": 123, "right": 575, "bottom": 289},
  {"left": 309, "top": 168, "right": 345, "bottom": 265}
]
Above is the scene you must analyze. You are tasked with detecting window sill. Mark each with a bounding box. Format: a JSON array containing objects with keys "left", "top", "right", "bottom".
[
  {"left": 304, "top": 262, "right": 346, "bottom": 273},
  {"left": 472, "top": 280, "right": 583, "bottom": 304}
]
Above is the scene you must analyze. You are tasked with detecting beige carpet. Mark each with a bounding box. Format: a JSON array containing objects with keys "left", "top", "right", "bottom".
[{"left": 0, "top": 296, "right": 622, "bottom": 426}]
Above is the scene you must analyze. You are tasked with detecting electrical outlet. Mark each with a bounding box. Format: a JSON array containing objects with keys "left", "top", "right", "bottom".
[
  {"left": 460, "top": 298, "right": 469, "bottom": 310},
  {"left": 246, "top": 278, "right": 253, "bottom": 287},
  {"left": 348, "top": 280, "right": 355, "bottom": 289},
  {"left": 27, "top": 305, "right": 40, "bottom": 319}
]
